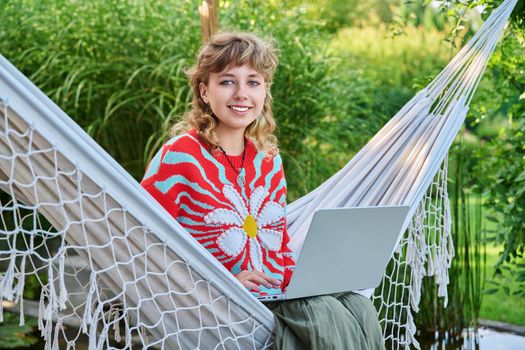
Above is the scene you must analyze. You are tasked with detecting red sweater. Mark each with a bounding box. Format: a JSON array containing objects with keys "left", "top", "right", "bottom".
[{"left": 141, "top": 129, "right": 295, "bottom": 295}]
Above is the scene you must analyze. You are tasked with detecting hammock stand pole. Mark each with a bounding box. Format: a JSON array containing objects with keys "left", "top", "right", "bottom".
[{"left": 199, "top": 0, "right": 219, "bottom": 43}]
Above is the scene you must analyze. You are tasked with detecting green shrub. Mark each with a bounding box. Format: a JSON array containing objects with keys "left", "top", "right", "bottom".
[
  {"left": 0, "top": 312, "right": 38, "bottom": 348},
  {"left": 0, "top": 0, "right": 201, "bottom": 179},
  {"left": 468, "top": 22, "right": 525, "bottom": 298}
]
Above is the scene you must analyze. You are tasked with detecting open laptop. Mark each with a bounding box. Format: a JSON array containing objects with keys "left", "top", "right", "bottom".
[{"left": 258, "top": 205, "right": 410, "bottom": 302}]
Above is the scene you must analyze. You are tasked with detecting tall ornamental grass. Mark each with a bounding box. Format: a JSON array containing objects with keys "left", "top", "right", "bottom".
[{"left": 1, "top": 0, "right": 201, "bottom": 178}]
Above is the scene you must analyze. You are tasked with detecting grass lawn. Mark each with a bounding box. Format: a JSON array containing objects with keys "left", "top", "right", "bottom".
[{"left": 479, "top": 243, "right": 525, "bottom": 326}]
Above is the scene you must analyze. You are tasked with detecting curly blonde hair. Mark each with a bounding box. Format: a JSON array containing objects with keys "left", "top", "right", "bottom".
[{"left": 171, "top": 32, "right": 279, "bottom": 155}]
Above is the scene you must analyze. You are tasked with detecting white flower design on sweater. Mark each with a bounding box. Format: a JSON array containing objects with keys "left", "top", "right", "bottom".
[{"left": 204, "top": 185, "right": 284, "bottom": 271}]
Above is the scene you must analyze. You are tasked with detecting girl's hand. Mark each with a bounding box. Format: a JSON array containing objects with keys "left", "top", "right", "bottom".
[{"left": 235, "top": 270, "right": 282, "bottom": 290}]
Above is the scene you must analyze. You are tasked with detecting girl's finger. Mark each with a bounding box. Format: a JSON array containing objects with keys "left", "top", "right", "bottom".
[
  {"left": 248, "top": 274, "right": 272, "bottom": 288},
  {"left": 254, "top": 271, "right": 281, "bottom": 286},
  {"left": 242, "top": 281, "right": 260, "bottom": 290}
]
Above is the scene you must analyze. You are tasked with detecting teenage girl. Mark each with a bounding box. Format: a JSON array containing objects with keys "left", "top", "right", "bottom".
[{"left": 141, "top": 32, "right": 384, "bottom": 350}]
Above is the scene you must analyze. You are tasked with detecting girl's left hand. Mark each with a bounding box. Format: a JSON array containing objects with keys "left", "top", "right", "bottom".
[{"left": 235, "top": 270, "right": 281, "bottom": 290}]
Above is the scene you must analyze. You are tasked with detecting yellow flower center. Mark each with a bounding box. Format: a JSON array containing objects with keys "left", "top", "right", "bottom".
[{"left": 243, "top": 215, "right": 258, "bottom": 238}]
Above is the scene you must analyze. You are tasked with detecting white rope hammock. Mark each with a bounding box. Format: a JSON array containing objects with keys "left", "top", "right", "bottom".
[{"left": 0, "top": 0, "right": 517, "bottom": 348}]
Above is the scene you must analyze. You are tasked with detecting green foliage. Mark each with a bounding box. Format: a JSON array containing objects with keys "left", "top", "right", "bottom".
[
  {"left": 481, "top": 242, "right": 525, "bottom": 325},
  {"left": 472, "top": 24, "right": 524, "bottom": 298},
  {"left": 479, "top": 204, "right": 525, "bottom": 326},
  {"left": 328, "top": 24, "right": 453, "bottom": 90},
  {"left": 0, "top": 0, "right": 201, "bottom": 179},
  {"left": 398, "top": 0, "right": 524, "bottom": 330},
  {"left": 440, "top": 0, "right": 525, "bottom": 302},
  {"left": 452, "top": 0, "right": 525, "bottom": 25},
  {"left": 482, "top": 118, "right": 525, "bottom": 297},
  {"left": 0, "top": 312, "right": 38, "bottom": 348},
  {"left": 298, "top": 0, "right": 390, "bottom": 33},
  {"left": 0, "top": 0, "right": 429, "bottom": 201},
  {"left": 22, "top": 273, "right": 47, "bottom": 301}
]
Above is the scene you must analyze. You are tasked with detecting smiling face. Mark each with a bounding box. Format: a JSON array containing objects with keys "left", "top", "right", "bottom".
[{"left": 199, "top": 65, "right": 267, "bottom": 133}]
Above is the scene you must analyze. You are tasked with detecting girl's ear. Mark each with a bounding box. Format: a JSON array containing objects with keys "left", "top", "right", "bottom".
[{"left": 199, "top": 82, "right": 209, "bottom": 104}]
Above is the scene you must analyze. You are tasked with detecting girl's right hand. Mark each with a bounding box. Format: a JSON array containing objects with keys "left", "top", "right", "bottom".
[{"left": 235, "top": 270, "right": 282, "bottom": 290}]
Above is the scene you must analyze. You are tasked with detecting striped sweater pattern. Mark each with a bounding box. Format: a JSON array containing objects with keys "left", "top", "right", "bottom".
[{"left": 141, "top": 130, "right": 295, "bottom": 295}]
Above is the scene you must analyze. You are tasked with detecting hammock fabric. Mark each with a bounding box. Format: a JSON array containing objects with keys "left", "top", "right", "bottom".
[{"left": 0, "top": 0, "right": 517, "bottom": 349}]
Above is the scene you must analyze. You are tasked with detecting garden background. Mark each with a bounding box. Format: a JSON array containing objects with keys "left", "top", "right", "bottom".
[{"left": 0, "top": 0, "right": 523, "bottom": 347}]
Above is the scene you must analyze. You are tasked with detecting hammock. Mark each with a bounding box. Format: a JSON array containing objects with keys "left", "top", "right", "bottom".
[{"left": 0, "top": 0, "right": 517, "bottom": 348}]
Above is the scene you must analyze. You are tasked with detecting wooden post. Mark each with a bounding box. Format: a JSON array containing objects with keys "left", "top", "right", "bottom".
[{"left": 199, "top": 0, "right": 219, "bottom": 43}]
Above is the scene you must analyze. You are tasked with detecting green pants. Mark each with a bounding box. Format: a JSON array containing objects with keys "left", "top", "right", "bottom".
[{"left": 267, "top": 292, "right": 385, "bottom": 350}]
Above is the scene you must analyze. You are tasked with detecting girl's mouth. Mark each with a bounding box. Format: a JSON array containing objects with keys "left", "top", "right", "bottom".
[
  {"left": 228, "top": 105, "right": 253, "bottom": 116},
  {"left": 229, "top": 105, "right": 252, "bottom": 114}
]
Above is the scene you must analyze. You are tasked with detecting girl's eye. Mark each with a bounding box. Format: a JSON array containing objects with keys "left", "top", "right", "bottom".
[{"left": 219, "top": 80, "right": 261, "bottom": 86}]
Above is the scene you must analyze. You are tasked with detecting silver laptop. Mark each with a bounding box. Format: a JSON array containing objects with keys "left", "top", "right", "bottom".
[{"left": 258, "top": 205, "right": 410, "bottom": 302}]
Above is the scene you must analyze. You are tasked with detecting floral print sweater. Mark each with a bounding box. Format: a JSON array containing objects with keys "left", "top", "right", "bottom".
[{"left": 141, "top": 129, "right": 295, "bottom": 295}]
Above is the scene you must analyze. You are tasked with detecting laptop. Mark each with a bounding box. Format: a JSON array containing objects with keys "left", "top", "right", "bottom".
[{"left": 257, "top": 205, "right": 410, "bottom": 302}]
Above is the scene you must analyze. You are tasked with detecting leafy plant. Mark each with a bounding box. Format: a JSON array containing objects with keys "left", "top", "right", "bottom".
[
  {"left": 0, "top": 312, "right": 38, "bottom": 349},
  {"left": 469, "top": 8, "right": 524, "bottom": 298},
  {"left": 436, "top": 0, "right": 525, "bottom": 303},
  {"left": 483, "top": 117, "right": 525, "bottom": 298}
]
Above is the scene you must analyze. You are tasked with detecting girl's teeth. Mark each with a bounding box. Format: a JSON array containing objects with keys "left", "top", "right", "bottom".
[{"left": 230, "top": 106, "right": 249, "bottom": 112}]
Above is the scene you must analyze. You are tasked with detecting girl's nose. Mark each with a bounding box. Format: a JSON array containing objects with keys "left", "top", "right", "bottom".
[{"left": 234, "top": 84, "right": 248, "bottom": 99}]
